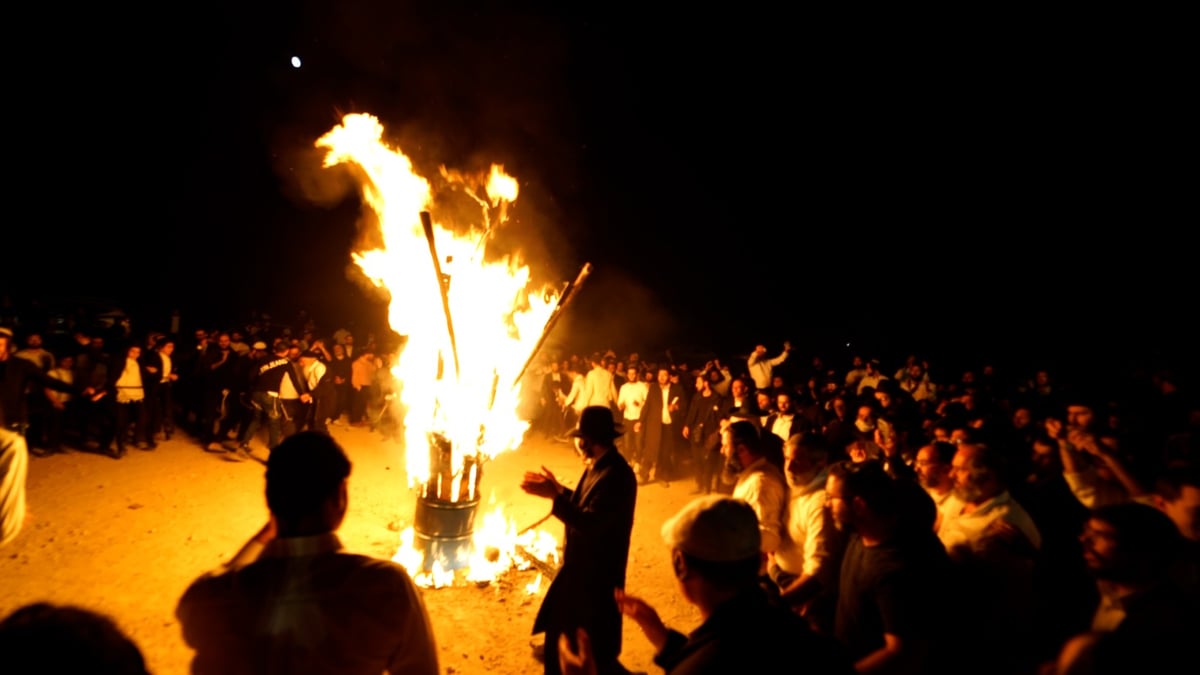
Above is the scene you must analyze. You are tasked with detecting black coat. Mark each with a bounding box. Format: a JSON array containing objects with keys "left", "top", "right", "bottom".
[
  {"left": 533, "top": 446, "right": 637, "bottom": 665},
  {"left": 655, "top": 586, "right": 853, "bottom": 674}
]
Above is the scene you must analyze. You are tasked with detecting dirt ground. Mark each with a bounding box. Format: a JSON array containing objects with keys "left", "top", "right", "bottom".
[{"left": 1, "top": 425, "right": 704, "bottom": 675}]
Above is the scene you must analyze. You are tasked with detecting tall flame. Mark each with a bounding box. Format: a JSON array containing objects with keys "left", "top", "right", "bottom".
[{"left": 316, "top": 113, "right": 557, "bottom": 491}]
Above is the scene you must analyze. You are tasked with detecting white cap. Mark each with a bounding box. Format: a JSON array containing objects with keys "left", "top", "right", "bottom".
[{"left": 660, "top": 495, "right": 761, "bottom": 562}]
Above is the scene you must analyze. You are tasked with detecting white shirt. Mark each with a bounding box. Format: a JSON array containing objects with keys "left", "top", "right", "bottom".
[
  {"left": 938, "top": 490, "right": 1042, "bottom": 555},
  {"left": 747, "top": 350, "right": 788, "bottom": 390},
  {"left": 47, "top": 367, "right": 74, "bottom": 404},
  {"left": 856, "top": 373, "right": 888, "bottom": 395},
  {"left": 582, "top": 366, "right": 617, "bottom": 408},
  {"left": 562, "top": 374, "right": 586, "bottom": 413},
  {"left": 770, "top": 414, "right": 796, "bottom": 442},
  {"left": 617, "top": 381, "right": 648, "bottom": 421},
  {"left": 660, "top": 385, "right": 675, "bottom": 425},
  {"left": 114, "top": 358, "right": 145, "bottom": 403},
  {"left": 733, "top": 457, "right": 788, "bottom": 554},
  {"left": 926, "top": 487, "right": 965, "bottom": 532},
  {"left": 1063, "top": 468, "right": 1129, "bottom": 510},
  {"left": 279, "top": 363, "right": 301, "bottom": 400},
  {"left": 159, "top": 352, "right": 173, "bottom": 383},
  {"left": 774, "top": 468, "right": 835, "bottom": 580},
  {"left": 305, "top": 359, "right": 327, "bottom": 390}
]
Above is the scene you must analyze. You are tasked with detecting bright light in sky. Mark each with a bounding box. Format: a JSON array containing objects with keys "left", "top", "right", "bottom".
[{"left": 291, "top": 56, "right": 302, "bottom": 68}]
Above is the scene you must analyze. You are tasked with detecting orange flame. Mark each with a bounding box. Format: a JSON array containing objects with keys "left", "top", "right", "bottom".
[
  {"left": 316, "top": 113, "right": 559, "bottom": 585},
  {"left": 317, "top": 113, "right": 556, "bottom": 489}
]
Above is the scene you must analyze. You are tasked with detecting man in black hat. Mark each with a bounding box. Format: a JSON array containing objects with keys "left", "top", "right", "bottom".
[{"left": 522, "top": 405, "right": 638, "bottom": 675}]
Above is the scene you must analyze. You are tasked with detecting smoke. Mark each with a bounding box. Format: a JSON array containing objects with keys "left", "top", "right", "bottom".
[
  {"left": 551, "top": 268, "right": 681, "bottom": 359},
  {"left": 276, "top": 140, "right": 357, "bottom": 208}
]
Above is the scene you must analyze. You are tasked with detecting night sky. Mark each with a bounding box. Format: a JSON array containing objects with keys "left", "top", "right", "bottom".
[{"left": 4, "top": 3, "right": 1191, "bottom": 377}]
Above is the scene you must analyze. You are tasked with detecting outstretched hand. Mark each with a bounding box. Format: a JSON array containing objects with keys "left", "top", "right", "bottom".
[
  {"left": 521, "top": 466, "right": 563, "bottom": 500},
  {"left": 558, "top": 627, "right": 598, "bottom": 675},
  {"left": 1045, "top": 417, "right": 1065, "bottom": 440},
  {"left": 615, "top": 589, "right": 669, "bottom": 651}
]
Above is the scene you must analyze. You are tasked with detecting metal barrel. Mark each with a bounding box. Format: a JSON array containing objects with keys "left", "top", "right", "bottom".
[{"left": 413, "top": 495, "right": 480, "bottom": 572}]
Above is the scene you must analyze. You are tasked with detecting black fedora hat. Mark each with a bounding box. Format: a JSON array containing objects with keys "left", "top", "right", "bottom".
[{"left": 568, "top": 406, "right": 623, "bottom": 440}]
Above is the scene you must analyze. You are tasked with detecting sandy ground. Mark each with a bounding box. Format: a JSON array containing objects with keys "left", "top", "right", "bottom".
[{"left": 1, "top": 425, "right": 704, "bottom": 675}]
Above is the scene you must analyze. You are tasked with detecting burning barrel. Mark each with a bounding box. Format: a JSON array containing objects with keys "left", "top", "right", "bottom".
[{"left": 413, "top": 432, "right": 482, "bottom": 572}]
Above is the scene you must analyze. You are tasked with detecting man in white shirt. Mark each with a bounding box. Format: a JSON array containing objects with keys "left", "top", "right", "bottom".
[
  {"left": 722, "top": 421, "right": 787, "bottom": 561},
  {"left": 747, "top": 341, "right": 790, "bottom": 391},
  {"left": 581, "top": 353, "right": 617, "bottom": 410},
  {"left": 300, "top": 350, "right": 332, "bottom": 433},
  {"left": 616, "top": 366, "right": 648, "bottom": 463},
  {"left": 938, "top": 442, "right": 1043, "bottom": 674},
  {"left": 558, "top": 363, "right": 587, "bottom": 442},
  {"left": 914, "top": 441, "right": 963, "bottom": 531},
  {"left": 771, "top": 432, "right": 840, "bottom": 633},
  {"left": 764, "top": 389, "right": 810, "bottom": 443}
]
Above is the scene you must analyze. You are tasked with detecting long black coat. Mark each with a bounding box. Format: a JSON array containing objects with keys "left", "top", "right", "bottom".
[
  {"left": 639, "top": 382, "right": 687, "bottom": 466},
  {"left": 533, "top": 446, "right": 636, "bottom": 669}
]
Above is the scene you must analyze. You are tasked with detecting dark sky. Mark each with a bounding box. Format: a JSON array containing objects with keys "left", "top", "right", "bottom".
[{"left": 4, "top": 3, "right": 1191, "bottom": 376}]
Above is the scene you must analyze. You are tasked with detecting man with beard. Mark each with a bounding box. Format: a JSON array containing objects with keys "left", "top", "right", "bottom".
[
  {"left": 1050, "top": 398, "right": 1143, "bottom": 509},
  {"left": 681, "top": 372, "right": 727, "bottom": 495},
  {"left": 636, "top": 367, "right": 685, "bottom": 486},
  {"left": 937, "top": 443, "right": 1042, "bottom": 675},
  {"left": 1051, "top": 503, "right": 1198, "bottom": 674},
  {"left": 521, "top": 406, "right": 637, "bottom": 675},
  {"left": 938, "top": 443, "right": 1042, "bottom": 560},
  {"left": 771, "top": 432, "right": 841, "bottom": 634},
  {"left": 827, "top": 460, "right": 950, "bottom": 674},
  {"left": 764, "top": 389, "right": 812, "bottom": 444},
  {"left": 720, "top": 377, "right": 754, "bottom": 422},
  {"left": 913, "top": 441, "right": 962, "bottom": 531},
  {"left": 720, "top": 421, "right": 787, "bottom": 562},
  {"left": 197, "top": 333, "right": 239, "bottom": 451}
]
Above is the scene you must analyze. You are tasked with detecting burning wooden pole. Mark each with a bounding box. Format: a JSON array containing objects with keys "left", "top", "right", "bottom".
[
  {"left": 512, "top": 262, "right": 592, "bottom": 389},
  {"left": 420, "top": 211, "right": 460, "bottom": 382}
]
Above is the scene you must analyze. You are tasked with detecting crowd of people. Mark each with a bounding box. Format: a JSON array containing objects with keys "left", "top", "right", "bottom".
[
  {"left": 2, "top": 305, "right": 1199, "bottom": 674},
  {"left": 525, "top": 341, "right": 1200, "bottom": 674},
  {"left": 0, "top": 318, "right": 401, "bottom": 463}
]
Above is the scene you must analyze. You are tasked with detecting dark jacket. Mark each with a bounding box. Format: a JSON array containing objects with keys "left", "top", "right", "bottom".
[
  {"left": 1, "top": 357, "right": 76, "bottom": 427},
  {"left": 683, "top": 391, "right": 729, "bottom": 450},
  {"left": 655, "top": 586, "right": 853, "bottom": 674},
  {"left": 640, "top": 382, "right": 687, "bottom": 448},
  {"left": 533, "top": 446, "right": 637, "bottom": 667}
]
